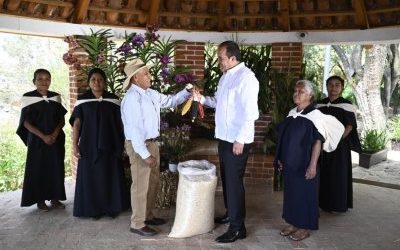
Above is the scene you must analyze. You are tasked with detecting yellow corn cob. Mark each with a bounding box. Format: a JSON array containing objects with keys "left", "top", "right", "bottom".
[{"left": 181, "top": 97, "right": 193, "bottom": 116}]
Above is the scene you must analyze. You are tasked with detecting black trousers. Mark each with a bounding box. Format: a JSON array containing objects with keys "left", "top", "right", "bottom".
[{"left": 218, "top": 140, "right": 251, "bottom": 231}]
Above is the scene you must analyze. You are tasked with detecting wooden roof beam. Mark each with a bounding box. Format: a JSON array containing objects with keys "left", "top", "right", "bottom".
[
  {"left": 280, "top": 0, "right": 290, "bottom": 31},
  {"left": 147, "top": 0, "right": 160, "bottom": 26},
  {"left": 353, "top": 0, "right": 369, "bottom": 29},
  {"left": 217, "top": 0, "right": 228, "bottom": 32},
  {"left": 24, "top": 0, "right": 73, "bottom": 7},
  {"left": 72, "top": 0, "right": 90, "bottom": 24}
]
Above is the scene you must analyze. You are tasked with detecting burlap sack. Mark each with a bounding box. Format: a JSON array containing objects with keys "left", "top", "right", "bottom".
[{"left": 168, "top": 160, "right": 217, "bottom": 238}]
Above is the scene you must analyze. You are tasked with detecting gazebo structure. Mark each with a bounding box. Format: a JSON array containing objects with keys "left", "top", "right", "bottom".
[
  {"left": 1, "top": 0, "right": 400, "bottom": 183},
  {"left": 0, "top": 0, "right": 400, "bottom": 32}
]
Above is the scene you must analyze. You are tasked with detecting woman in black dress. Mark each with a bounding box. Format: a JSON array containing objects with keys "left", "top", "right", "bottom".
[
  {"left": 275, "top": 80, "right": 343, "bottom": 241},
  {"left": 70, "top": 68, "right": 128, "bottom": 218},
  {"left": 317, "top": 76, "right": 361, "bottom": 213},
  {"left": 17, "top": 69, "right": 67, "bottom": 211}
]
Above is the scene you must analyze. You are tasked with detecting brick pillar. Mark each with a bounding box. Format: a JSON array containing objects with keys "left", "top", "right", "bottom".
[
  {"left": 271, "top": 42, "right": 303, "bottom": 76},
  {"left": 64, "top": 36, "right": 90, "bottom": 178},
  {"left": 175, "top": 41, "right": 205, "bottom": 81}
]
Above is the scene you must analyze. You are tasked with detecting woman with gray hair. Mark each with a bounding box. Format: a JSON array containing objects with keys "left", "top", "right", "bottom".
[{"left": 274, "top": 80, "right": 344, "bottom": 241}]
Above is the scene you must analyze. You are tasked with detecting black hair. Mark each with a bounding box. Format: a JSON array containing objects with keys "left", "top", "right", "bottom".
[
  {"left": 218, "top": 41, "right": 241, "bottom": 61},
  {"left": 326, "top": 75, "right": 345, "bottom": 88},
  {"left": 87, "top": 68, "right": 107, "bottom": 84},
  {"left": 33, "top": 69, "right": 51, "bottom": 82}
]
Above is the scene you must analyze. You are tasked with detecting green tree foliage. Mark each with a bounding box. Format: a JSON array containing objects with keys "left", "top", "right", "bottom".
[
  {"left": 303, "top": 45, "right": 325, "bottom": 87},
  {"left": 303, "top": 45, "right": 355, "bottom": 102}
]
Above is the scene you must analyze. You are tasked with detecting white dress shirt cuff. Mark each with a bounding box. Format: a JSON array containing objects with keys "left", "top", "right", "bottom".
[{"left": 199, "top": 95, "right": 206, "bottom": 105}]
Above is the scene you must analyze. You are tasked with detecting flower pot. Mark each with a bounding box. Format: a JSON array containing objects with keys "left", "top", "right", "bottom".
[
  {"left": 169, "top": 163, "right": 178, "bottom": 172},
  {"left": 358, "top": 149, "right": 388, "bottom": 168}
]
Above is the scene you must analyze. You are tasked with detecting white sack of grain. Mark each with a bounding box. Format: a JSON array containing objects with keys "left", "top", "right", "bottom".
[{"left": 168, "top": 160, "right": 217, "bottom": 238}]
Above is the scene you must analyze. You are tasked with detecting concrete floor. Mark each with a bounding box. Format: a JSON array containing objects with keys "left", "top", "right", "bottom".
[
  {"left": 1, "top": 180, "right": 399, "bottom": 250},
  {"left": 352, "top": 150, "right": 400, "bottom": 189}
]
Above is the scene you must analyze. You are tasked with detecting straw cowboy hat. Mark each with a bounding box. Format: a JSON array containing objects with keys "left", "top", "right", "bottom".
[{"left": 123, "top": 59, "right": 153, "bottom": 90}]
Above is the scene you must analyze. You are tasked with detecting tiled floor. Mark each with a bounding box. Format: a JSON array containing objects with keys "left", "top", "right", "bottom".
[{"left": 1, "top": 180, "right": 399, "bottom": 250}]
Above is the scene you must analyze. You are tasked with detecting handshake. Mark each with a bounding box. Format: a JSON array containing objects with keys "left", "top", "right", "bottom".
[{"left": 182, "top": 84, "right": 204, "bottom": 122}]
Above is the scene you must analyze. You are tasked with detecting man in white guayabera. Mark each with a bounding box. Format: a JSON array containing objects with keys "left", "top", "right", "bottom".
[
  {"left": 121, "top": 59, "right": 192, "bottom": 236},
  {"left": 193, "top": 40, "right": 259, "bottom": 243}
]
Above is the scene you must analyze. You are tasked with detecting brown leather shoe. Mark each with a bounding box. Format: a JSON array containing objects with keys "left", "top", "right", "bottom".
[
  {"left": 37, "top": 201, "right": 50, "bottom": 211},
  {"left": 50, "top": 200, "right": 66, "bottom": 209},
  {"left": 130, "top": 226, "right": 157, "bottom": 236}
]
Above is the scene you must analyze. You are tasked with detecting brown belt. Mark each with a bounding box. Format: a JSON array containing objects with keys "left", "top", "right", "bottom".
[{"left": 145, "top": 137, "right": 159, "bottom": 143}]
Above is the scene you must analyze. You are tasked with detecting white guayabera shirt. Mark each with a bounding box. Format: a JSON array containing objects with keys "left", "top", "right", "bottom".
[
  {"left": 121, "top": 84, "right": 190, "bottom": 159},
  {"left": 200, "top": 62, "right": 259, "bottom": 144}
]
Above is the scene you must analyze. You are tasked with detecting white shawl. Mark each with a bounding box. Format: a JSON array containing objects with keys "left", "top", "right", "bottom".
[
  {"left": 74, "top": 96, "right": 121, "bottom": 107},
  {"left": 287, "top": 108, "right": 344, "bottom": 152},
  {"left": 21, "top": 95, "right": 62, "bottom": 109}
]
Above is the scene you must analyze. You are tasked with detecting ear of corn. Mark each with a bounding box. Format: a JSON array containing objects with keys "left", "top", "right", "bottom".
[
  {"left": 191, "top": 101, "right": 199, "bottom": 122},
  {"left": 181, "top": 97, "right": 193, "bottom": 116},
  {"left": 198, "top": 103, "right": 205, "bottom": 119}
]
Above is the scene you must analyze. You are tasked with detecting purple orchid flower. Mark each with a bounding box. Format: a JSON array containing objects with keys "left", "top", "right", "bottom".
[
  {"left": 174, "top": 74, "right": 187, "bottom": 84},
  {"left": 116, "top": 43, "right": 132, "bottom": 55},
  {"left": 131, "top": 34, "right": 145, "bottom": 46},
  {"left": 181, "top": 124, "right": 191, "bottom": 132},
  {"left": 161, "top": 67, "right": 170, "bottom": 78},
  {"left": 160, "top": 121, "right": 169, "bottom": 130},
  {"left": 159, "top": 54, "right": 172, "bottom": 65}
]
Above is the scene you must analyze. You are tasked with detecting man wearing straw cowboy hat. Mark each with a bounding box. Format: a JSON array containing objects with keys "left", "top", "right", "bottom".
[{"left": 121, "top": 59, "right": 192, "bottom": 236}]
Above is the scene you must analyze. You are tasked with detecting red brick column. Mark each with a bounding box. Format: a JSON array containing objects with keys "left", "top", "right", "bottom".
[
  {"left": 175, "top": 41, "right": 205, "bottom": 81},
  {"left": 175, "top": 41, "right": 276, "bottom": 184},
  {"left": 64, "top": 36, "right": 90, "bottom": 178},
  {"left": 271, "top": 42, "right": 303, "bottom": 75}
]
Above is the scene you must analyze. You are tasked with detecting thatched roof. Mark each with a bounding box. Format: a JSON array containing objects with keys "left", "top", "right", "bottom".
[{"left": 1, "top": 0, "right": 399, "bottom": 32}]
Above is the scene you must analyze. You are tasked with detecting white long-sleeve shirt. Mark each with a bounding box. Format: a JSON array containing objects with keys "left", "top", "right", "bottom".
[
  {"left": 200, "top": 62, "right": 259, "bottom": 144},
  {"left": 121, "top": 84, "right": 190, "bottom": 159}
]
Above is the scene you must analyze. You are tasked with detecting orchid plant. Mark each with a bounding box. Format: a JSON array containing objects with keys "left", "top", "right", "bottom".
[
  {"left": 159, "top": 122, "right": 191, "bottom": 164},
  {"left": 63, "top": 25, "right": 194, "bottom": 96}
]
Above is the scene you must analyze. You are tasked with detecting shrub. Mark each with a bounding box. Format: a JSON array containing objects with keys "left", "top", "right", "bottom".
[
  {"left": 387, "top": 116, "right": 400, "bottom": 141},
  {"left": 0, "top": 123, "right": 72, "bottom": 192},
  {"left": 0, "top": 126, "right": 26, "bottom": 192},
  {"left": 360, "top": 129, "right": 388, "bottom": 154}
]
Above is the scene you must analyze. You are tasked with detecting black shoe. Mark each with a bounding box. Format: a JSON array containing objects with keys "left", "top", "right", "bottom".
[
  {"left": 214, "top": 213, "right": 229, "bottom": 224},
  {"left": 145, "top": 217, "right": 166, "bottom": 226},
  {"left": 130, "top": 226, "right": 157, "bottom": 236},
  {"left": 216, "top": 227, "right": 247, "bottom": 243}
]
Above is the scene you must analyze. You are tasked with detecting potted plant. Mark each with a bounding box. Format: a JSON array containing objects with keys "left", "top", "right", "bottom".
[
  {"left": 359, "top": 129, "right": 388, "bottom": 168},
  {"left": 160, "top": 122, "right": 191, "bottom": 172}
]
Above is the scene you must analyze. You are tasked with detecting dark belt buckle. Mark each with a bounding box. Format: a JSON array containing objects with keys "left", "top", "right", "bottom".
[{"left": 145, "top": 137, "right": 159, "bottom": 143}]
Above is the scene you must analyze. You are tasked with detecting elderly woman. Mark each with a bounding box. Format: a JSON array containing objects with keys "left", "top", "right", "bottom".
[
  {"left": 275, "top": 80, "right": 343, "bottom": 241},
  {"left": 317, "top": 76, "right": 361, "bottom": 213},
  {"left": 70, "top": 68, "right": 128, "bottom": 219},
  {"left": 17, "top": 69, "right": 67, "bottom": 211}
]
